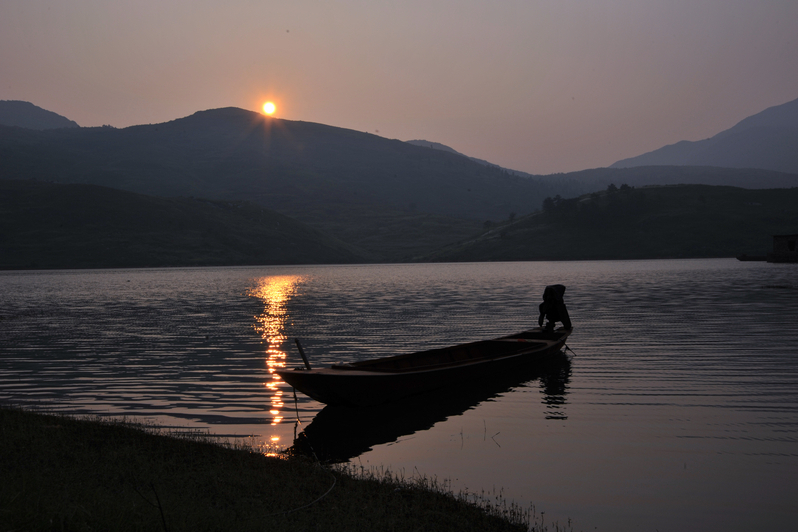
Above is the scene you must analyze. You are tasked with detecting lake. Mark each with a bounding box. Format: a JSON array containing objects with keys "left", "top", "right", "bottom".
[{"left": 1, "top": 259, "right": 797, "bottom": 531}]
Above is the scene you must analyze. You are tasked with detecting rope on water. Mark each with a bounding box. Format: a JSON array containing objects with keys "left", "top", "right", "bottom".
[{"left": 564, "top": 343, "right": 577, "bottom": 356}]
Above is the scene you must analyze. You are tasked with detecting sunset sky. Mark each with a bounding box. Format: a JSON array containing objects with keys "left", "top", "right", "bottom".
[{"left": 2, "top": 0, "right": 797, "bottom": 175}]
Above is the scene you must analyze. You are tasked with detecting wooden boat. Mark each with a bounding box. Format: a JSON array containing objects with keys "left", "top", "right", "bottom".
[{"left": 275, "top": 327, "right": 572, "bottom": 407}]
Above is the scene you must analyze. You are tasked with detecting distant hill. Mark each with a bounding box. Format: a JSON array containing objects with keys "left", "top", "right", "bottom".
[
  {"left": 406, "top": 140, "right": 798, "bottom": 191},
  {"left": 537, "top": 165, "right": 798, "bottom": 195},
  {"left": 406, "top": 139, "right": 533, "bottom": 177},
  {"left": 3, "top": 104, "right": 798, "bottom": 263},
  {"left": 424, "top": 184, "right": 798, "bottom": 261},
  {"left": 0, "top": 107, "right": 552, "bottom": 260},
  {"left": 0, "top": 180, "right": 367, "bottom": 270},
  {"left": 0, "top": 100, "right": 79, "bottom": 130},
  {"left": 0, "top": 107, "right": 542, "bottom": 221},
  {"left": 611, "top": 97, "right": 798, "bottom": 174}
]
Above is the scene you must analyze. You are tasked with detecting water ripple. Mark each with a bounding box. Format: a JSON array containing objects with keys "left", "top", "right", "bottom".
[{"left": 2, "top": 260, "right": 798, "bottom": 531}]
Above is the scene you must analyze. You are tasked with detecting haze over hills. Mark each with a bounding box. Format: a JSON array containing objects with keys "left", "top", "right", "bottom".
[
  {"left": 0, "top": 100, "right": 80, "bottom": 130},
  {"left": 611, "top": 96, "right": 798, "bottom": 174}
]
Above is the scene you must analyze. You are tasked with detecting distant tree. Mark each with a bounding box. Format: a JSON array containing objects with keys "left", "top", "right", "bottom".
[
  {"left": 509, "top": 212, "right": 516, "bottom": 222},
  {"left": 607, "top": 183, "right": 618, "bottom": 193},
  {"left": 483, "top": 220, "right": 493, "bottom": 230},
  {"left": 542, "top": 197, "right": 555, "bottom": 212},
  {"left": 620, "top": 183, "right": 632, "bottom": 191}
]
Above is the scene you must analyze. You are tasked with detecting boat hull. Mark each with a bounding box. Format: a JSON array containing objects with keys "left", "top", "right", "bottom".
[{"left": 276, "top": 327, "right": 571, "bottom": 407}]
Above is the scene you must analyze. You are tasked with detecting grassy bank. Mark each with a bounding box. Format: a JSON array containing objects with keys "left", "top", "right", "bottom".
[{"left": 0, "top": 406, "right": 556, "bottom": 532}]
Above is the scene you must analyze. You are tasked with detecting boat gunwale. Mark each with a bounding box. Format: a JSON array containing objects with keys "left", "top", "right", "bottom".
[{"left": 277, "top": 328, "right": 571, "bottom": 377}]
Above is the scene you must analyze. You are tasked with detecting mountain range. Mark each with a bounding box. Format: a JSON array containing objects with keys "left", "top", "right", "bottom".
[
  {"left": 610, "top": 96, "right": 798, "bottom": 174},
  {"left": 1, "top": 98, "right": 797, "bottom": 266},
  {"left": 0, "top": 106, "right": 554, "bottom": 260}
]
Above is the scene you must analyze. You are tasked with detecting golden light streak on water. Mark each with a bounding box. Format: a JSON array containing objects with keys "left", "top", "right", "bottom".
[{"left": 248, "top": 275, "right": 304, "bottom": 437}]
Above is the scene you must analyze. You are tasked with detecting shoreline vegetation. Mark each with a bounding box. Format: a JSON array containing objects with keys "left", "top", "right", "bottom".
[{"left": 0, "top": 405, "right": 571, "bottom": 532}]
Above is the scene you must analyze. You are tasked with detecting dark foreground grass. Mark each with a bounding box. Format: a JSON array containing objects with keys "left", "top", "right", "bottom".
[{"left": 0, "top": 406, "right": 566, "bottom": 532}]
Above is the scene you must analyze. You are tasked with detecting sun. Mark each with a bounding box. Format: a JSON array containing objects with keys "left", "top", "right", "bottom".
[{"left": 262, "top": 102, "right": 276, "bottom": 115}]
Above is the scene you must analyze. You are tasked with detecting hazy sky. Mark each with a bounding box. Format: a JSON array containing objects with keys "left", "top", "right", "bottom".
[{"left": 2, "top": 1, "right": 797, "bottom": 174}]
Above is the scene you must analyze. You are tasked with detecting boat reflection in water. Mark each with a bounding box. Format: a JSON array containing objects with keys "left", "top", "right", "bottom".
[{"left": 286, "top": 351, "right": 571, "bottom": 462}]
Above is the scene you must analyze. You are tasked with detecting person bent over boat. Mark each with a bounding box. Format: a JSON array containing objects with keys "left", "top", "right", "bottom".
[{"left": 538, "top": 284, "right": 572, "bottom": 331}]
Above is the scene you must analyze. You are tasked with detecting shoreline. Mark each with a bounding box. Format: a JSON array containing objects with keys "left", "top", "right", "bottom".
[{"left": 1, "top": 405, "right": 563, "bottom": 531}]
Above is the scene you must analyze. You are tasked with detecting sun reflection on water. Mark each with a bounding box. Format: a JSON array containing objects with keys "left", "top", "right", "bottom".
[{"left": 248, "top": 275, "right": 304, "bottom": 442}]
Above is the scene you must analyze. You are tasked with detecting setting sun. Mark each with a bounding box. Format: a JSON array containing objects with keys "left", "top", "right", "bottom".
[{"left": 262, "top": 102, "right": 276, "bottom": 115}]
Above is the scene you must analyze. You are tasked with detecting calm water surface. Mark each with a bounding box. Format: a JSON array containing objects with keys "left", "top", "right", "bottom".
[{"left": 1, "top": 260, "right": 797, "bottom": 531}]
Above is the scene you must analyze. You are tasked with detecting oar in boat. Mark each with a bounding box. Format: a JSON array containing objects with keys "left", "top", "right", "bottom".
[{"left": 294, "top": 338, "right": 311, "bottom": 370}]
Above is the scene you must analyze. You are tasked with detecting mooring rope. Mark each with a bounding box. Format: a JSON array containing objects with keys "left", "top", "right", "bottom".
[
  {"left": 564, "top": 343, "right": 577, "bottom": 356},
  {"left": 264, "top": 390, "right": 336, "bottom": 517}
]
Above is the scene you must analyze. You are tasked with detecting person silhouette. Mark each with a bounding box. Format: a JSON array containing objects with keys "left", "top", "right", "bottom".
[{"left": 538, "top": 284, "right": 572, "bottom": 330}]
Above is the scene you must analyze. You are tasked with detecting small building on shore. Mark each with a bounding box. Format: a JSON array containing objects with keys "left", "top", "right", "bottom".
[{"left": 768, "top": 234, "right": 798, "bottom": 263}]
